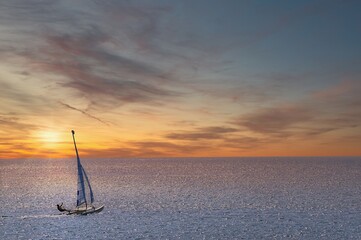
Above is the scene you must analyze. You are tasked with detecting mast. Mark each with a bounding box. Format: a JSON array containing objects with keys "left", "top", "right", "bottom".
[
  {"left": 72, "top": 130, "right": 87, "bottom": 207},
  {"left": 72, "top": 130, "right": 80, "bottom": 162}
]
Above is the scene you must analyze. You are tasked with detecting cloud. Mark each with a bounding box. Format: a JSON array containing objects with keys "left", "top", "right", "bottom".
[
  {"left": 0, "top": 115, "right": 39, "bottom": 134},
  {"left": 59, "top": 101, "right": 110, "bottom": 126},
  {"left": 186, "top": 82, "right": 270, "bottom": 104},
  {"left": 30, "top": 27, "right": 182, "bottom": 109},
  {"left": 79, "top": 140, "right": 206, "bottom": 158},
  {"left": 79, "top": 147, "right": 142, "bottom": 158},
  {"left": 0, "top": 1, "right": 72, "bottom": 22},
  {"left": 222, "top": 136, "right": 270, "bottom": 150},
  {"left": 232, "top": 78, "right": 361, "bottom": 139},
  {"left": 320, "top": 113, "right": 361, "bottom": 131},
  {"left": 234, "top": 105, "right": 313, "bottom": 136},
  {"left": 93, "top": 1, "right": 171, "bottom": 52},
  {"left": 133, "top": 141, "right": 206, "bottom": 154},
  {"left": 309, "top": 80, "right": 361, "bottom": 121},
  {"left": 0, "top": 78, "right": 60, "bottom": 117},
  {"left": 299, "top": 127, "right": 338, "bottom": 137},
  {"left": 45, "top": 28, "right": 163, "bottom": 77},
  {"left": 0, "top": 115, "right": 44, "bottom": 158},
  {"left": 308, "top": 79, "right": 361, "bottom": 131},
  {"left": 312, "top": 80, "right": 355, "bottom": 100},
  {"left": 166, "top": 126, "right": 239, "bottom": 141},
  {"left": 1, "top": 2, "right": 182, "bottom": 110}
]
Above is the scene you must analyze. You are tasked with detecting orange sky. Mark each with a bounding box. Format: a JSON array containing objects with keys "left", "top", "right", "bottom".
[{"left": 1, "top": 1, "right": 361, "bottom": 159}]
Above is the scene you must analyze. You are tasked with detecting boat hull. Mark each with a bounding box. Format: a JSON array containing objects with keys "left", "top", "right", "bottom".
[{"left": 67, "top": 205, "right": 104, "bottom": 215}]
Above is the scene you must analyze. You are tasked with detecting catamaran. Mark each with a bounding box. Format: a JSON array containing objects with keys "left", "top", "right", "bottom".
[{"left": 57, "top": 130, "right": 104, "bottom": 215}]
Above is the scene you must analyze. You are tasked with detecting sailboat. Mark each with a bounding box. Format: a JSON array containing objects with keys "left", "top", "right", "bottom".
[{"left": 57, "top": 130, "right": 104, "bottom": 215}]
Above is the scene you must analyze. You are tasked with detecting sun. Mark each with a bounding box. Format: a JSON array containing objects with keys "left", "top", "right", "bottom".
[{"left": 37, "top": 131, "right": 60, "bottom": 143}]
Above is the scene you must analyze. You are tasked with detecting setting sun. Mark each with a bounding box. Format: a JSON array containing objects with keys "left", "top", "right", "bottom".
[{"left": 36, "top": 131, "right": 60, "bottom": 143}]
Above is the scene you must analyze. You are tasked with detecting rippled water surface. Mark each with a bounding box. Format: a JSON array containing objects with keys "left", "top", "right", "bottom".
[{"left": 1, "top": 157, "right": 361, "bottom": 239}]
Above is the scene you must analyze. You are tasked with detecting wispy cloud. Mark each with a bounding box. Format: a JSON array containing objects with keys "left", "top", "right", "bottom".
[
  {"left": 79, "top": 140, "right": 206, "bottom": 158},
  {"left": 166, "top": 126, "right": 239, "bottom": 141},
  {"left": 29, "top": 27, "right": 182, "bottom": 109},
  {"left": 309, "top": 80, "right": 361, "bottom": 130},
  {"left": 59, "top": 101, "right": 110, "bottom": 126},
  {"left": 0, "top": 115, "right": 39, "bottom": 134},
  {"left": 133, "top": 141, "right": 206, "bottom": 155},
  {"left": 222, "top": 136, "right": 270, "bottom": 150},
  {"left": 234, "top": 106, "right": 312, "bottom": 137},
  {"left": 45, "top": 28, "right": 163, "bottom": 77},
  {"left": 312, "top": 80, "right": 360, "bottom": 101},
  {"left": 232, "top": 78, "right": 361, "bottom": 140},
  {"left": 0, "top": 2, "right": 182, "bottom": 111},
  {"left": 93, "top": 1, "right": 172, "bottom": 52},
  {"left": 0, "top": 115, "right": 43, "bottom": 158},
  {"left": 0, "top": 1, "right": 73, "bottom": 23}
]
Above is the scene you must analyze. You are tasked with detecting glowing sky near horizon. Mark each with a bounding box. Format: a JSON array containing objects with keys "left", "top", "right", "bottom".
[{"left": 0, "top": 0, "right": 361, "bottom": 159}]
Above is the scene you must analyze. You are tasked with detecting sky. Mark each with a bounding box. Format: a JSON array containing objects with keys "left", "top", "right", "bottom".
[{"left": 0, "top": 0, "right": 360, "bottom": 159}]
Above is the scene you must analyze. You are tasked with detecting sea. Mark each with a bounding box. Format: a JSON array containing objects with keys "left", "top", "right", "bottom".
[{"left": 1, "top": 157, "right": 360, "bottom": 239}]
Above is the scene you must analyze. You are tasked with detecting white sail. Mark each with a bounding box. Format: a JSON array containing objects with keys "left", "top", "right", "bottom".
[{"left": 72, "top": 130, "right": 94, "bottom": 208}]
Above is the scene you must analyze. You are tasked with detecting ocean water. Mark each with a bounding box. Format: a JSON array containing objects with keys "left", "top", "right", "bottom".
[{"left": 1, "top": 157, "right": 361, "bottom": 239}]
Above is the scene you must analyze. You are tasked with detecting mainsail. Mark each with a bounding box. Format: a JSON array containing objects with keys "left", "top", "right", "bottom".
[{"left": 72, "top": 130, "right": 94, "bottom": 208}]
